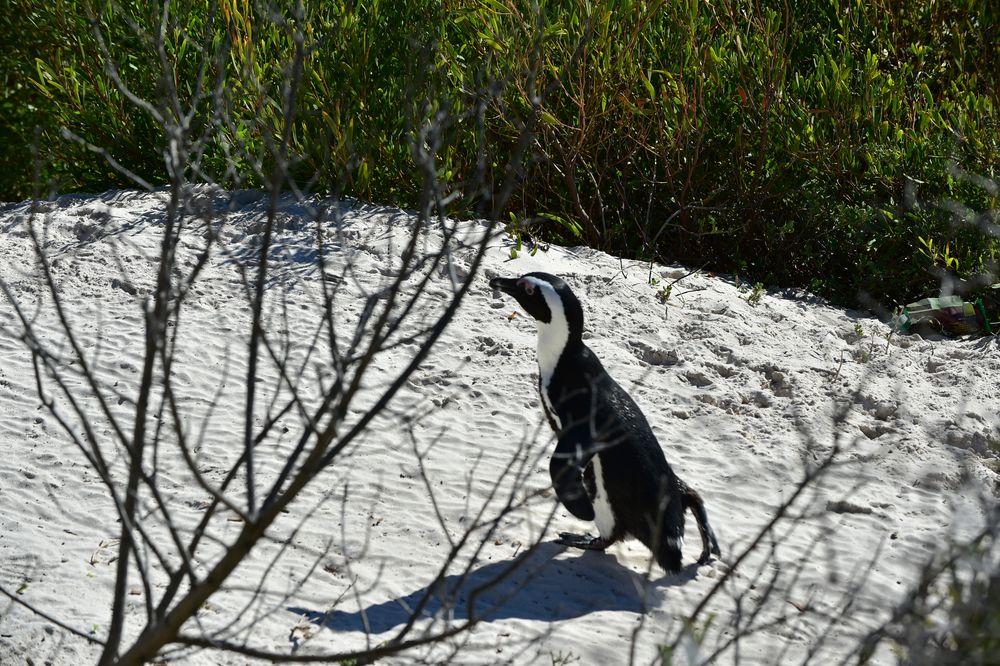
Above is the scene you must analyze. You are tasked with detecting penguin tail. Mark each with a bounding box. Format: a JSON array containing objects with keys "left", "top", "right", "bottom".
[{"left": 680, "top": 481, "right": 721, "bottom": 564}]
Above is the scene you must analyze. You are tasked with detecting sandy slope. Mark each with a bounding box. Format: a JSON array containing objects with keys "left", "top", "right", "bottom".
[{"left": 0, "top": 190, "right": 997, "bottom": 665}]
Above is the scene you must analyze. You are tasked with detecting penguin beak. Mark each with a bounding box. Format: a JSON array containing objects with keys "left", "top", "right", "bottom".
[{"left": 489, "top": 276, "right": 519, "bottom": 295}]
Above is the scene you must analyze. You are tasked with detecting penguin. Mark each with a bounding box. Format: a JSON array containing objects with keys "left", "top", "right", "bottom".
[{"left": 490, "top": 272, "right": 721, "bottom": 573}]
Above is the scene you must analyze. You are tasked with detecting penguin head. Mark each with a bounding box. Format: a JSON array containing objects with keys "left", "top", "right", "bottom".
[{"left": 489, "top": 272, "right": 584, "bottom": 343}]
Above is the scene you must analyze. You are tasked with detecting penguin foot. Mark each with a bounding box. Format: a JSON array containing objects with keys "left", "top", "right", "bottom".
[
  {"left": 556, "top": 532, "right": 610, "bottom": 550},
  {"left": 696, "top": 541, "right": 723, "bottom": 565}
]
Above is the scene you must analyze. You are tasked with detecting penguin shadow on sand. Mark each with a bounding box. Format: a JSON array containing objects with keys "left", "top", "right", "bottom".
[{"left": 288, "top": 540, "right": 700, "bottom": 636}]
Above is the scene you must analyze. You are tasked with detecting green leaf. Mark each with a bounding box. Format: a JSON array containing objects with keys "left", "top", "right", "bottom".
[{"left": 640, "top": 70, "right": 655, "bottom": 101}]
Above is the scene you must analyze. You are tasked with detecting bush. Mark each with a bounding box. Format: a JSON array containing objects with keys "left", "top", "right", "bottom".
[{"left": 2, "top": 0, "right": 998, "bottom": 307}]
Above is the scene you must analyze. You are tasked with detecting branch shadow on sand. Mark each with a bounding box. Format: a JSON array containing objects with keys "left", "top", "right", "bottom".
[{"left": 289, "top": 540, "right": 700, "bottom": 635}]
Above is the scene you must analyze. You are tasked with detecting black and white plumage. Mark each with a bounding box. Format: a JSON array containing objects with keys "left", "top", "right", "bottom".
[{"left": 490, "top": 272, "right": 721, "bottom": 573}]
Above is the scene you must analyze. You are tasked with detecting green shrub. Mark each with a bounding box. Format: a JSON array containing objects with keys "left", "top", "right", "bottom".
[{"left": 2, "top": 0, "right": 997, "bottom": 307}]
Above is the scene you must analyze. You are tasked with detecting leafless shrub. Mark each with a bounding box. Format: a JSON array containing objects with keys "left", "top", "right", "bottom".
[{"left": 0, "top": 1, "right": 592, "bottom": 663}]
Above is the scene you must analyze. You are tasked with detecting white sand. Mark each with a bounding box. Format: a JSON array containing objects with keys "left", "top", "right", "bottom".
[{"left": 0, "top": 190, "right": 997, "bottom": 664}]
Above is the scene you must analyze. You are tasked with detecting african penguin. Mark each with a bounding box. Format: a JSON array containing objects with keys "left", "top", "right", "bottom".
[{"left": 490, "top": 272, "right": 721, "bottom": 573}]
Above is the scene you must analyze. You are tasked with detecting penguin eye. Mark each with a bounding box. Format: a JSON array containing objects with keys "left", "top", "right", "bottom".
[{"left": 516, "top": 278, "right": 536, "bottom": 296}]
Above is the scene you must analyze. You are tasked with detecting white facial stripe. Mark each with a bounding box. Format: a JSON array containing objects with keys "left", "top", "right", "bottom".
[{"left": 520, "top": 276, "right": 569, "bottom": 391}]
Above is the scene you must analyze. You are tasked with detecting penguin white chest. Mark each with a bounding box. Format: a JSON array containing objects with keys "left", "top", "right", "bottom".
[
  {"left": 535, "top": 291, "right": 570, "bottom": 393},
  {"left": 591, "top": 455, "right": 617, "bottom": 539},
  {"left": 536, "top": 304, "right": 568, "bottom": 432}
]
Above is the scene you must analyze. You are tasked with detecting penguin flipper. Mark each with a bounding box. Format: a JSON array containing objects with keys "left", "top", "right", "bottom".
[{"left": 549, "top": 425, "right": 597, "bottom": 522}]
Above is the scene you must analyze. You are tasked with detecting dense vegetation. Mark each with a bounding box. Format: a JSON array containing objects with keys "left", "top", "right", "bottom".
[{"left": 1, "top": 0, "right": 997, "bottom": 308}]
